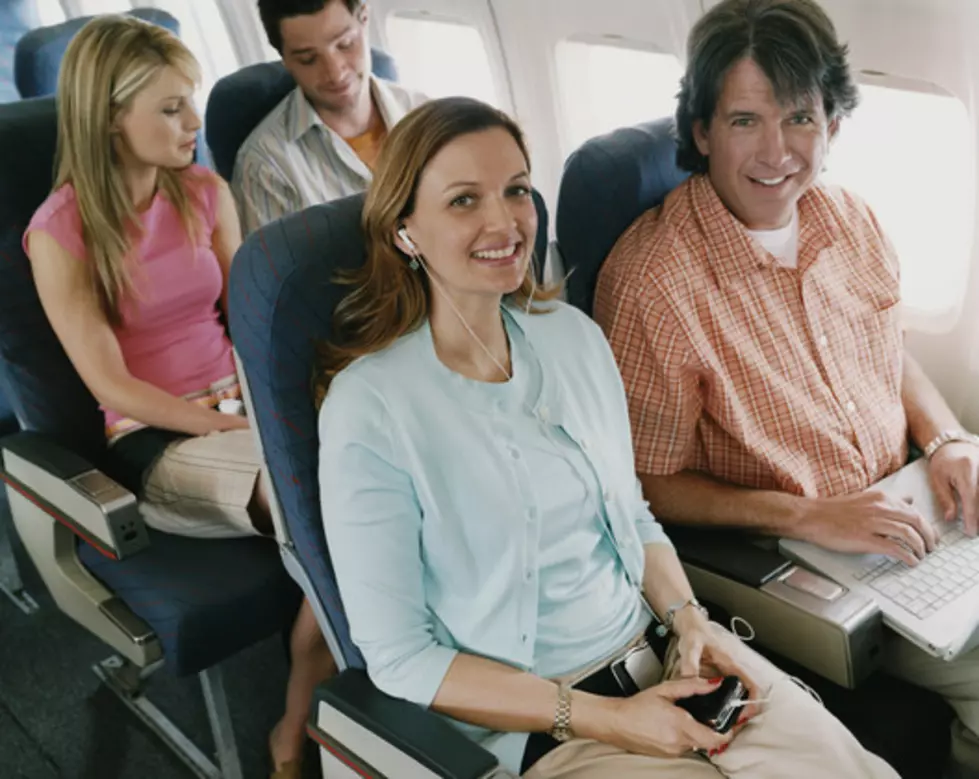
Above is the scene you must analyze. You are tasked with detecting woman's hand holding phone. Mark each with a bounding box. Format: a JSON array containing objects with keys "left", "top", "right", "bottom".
[{"left": 581, "top": 677, "right": 733, "bottom": 758}]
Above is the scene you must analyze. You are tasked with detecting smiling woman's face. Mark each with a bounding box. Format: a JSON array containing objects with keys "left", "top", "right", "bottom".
[{"left": 398, "top": 126, "right": 537, "bottom": 306}]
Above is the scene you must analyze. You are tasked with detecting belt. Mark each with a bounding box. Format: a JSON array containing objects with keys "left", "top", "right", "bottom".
[{"left": 521, "top": 621, "right": 670, "bottom": 772}]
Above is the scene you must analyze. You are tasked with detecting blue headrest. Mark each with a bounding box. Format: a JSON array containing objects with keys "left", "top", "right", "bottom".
[
  {"left": 0, "top": 96, "right": 106, "bottom": 462},
  {"left": 0, "top": 0, "right": 39, "bottom": 103},
  {"left": 556, "top": 118, "right": 690, "bottom": 316},
  {"left": 14, "top": 8, "right": 180, "bottom": 99},
  {"left": 205, "top": 50, "right": 399, "bottom": 182},
  {"left": 228, "top": 188, "right": 550, "bottom": 667}
]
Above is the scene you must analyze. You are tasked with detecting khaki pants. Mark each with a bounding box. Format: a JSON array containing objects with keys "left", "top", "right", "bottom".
[
  {"left": 524, "top": 624, "right": 898, "bottom": 779},
  {"left": 140, "top": 429, "right": 265, "bottom": 539},
  {"left": 883, "top": 632, "right": 979, "bottom": 778}
]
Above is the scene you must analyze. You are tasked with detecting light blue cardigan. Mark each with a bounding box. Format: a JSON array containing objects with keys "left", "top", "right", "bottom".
[{"left": 318, "top": 300, "right": 671, "bottom": 772}]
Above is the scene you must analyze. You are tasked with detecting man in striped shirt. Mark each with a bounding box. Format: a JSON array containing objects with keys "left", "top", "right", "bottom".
[
  {"left": 595, "top": 0, "right": 979, "bottom": 774},
  {"left": 233, "top": 0, "right": 427, "bottom": 235}
]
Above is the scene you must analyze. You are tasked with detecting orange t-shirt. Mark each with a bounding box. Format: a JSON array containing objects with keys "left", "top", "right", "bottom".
[{"left": 346, "top": 110, "right": 388, "bottom": 170}]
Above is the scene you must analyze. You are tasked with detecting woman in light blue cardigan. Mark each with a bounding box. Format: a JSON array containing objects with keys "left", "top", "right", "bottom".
[{"left": 316, "top": 97, "right": 895, "bottom": 779}]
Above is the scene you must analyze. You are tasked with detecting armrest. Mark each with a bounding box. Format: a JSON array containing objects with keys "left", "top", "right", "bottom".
[
  {"left": 669, "top": 526, "right": 792, "bottom": 586},
  {"left": 669, "top": 526, "right": 883, "bottom": 689},
  {"left": 0, "top": 430, "right": 148, "bottom": 560},
  {"left": 309, "top": 669, "right": 511, "bottom": 779}
]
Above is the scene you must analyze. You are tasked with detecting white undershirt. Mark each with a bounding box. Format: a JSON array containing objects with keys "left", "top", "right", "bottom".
[{"left": 746, "top": 207, "right": 800, "bottom": 269}]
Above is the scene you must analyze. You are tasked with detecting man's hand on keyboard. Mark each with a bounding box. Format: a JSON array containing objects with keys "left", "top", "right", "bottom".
[
  {"left": 794, "top": 490, "right": 937, "bottom": 566},
  {"left": 929, "top": 441, "right": 979, "bottom": 537}
]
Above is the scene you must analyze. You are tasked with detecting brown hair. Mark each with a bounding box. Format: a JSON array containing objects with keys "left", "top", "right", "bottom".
[
  {"left": 675, "top": 0, "right": 859, "bottom": 173},
  {"left": 313, "top": 96, "right": 560, "bottom": 402}
]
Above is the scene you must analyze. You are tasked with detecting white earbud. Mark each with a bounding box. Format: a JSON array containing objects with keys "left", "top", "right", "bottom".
[{"left": 398, "top": 227, "right": 418, "bottom": 254}]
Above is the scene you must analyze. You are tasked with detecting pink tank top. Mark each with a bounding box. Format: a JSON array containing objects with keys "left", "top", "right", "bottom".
[{"left": 24, "top": 166, "right": 238, "bottom": 440}]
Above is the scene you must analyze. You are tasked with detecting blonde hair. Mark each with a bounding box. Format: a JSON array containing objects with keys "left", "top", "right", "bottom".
[
  {"left": 313, "top": 97, "right": 561, "bottom": 402},
  {"left": 54, "top": 15, "right": 203, "bottom": 324}
]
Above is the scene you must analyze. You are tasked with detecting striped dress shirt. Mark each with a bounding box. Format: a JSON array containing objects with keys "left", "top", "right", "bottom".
[
  {"left": 231, "top": 76, "right": 428, "bottom": 235},
  {"left": 594, "top": 174, "right": 908, "bottom": 498}
]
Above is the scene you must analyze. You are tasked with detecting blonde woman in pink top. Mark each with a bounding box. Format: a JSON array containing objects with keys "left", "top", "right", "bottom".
[{"left": 23, "top": 16, "right": 333, "bottom": 779}]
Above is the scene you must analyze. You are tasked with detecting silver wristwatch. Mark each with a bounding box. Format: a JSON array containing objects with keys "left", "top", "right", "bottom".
[
  {"left": 656, "top": 597, "right": 709, "bottom": 637},
  {"left": 923, "top": 430, "right": 979, "bottom": 460}
]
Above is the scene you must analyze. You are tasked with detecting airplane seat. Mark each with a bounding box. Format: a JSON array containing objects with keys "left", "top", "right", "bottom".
[
  {"left": 227, "top": 188, "right": 551, "bottom": 778},
  {"left": 0, "top": 94, "right": 303, "bottom": 779},
  {"left": 557, "top": 120, "right": 690, "bottom": 315},
  {"left": 556, "top": 117, "right": 953, "bottom": 778},
  {"left": 0, "top": 0, "right": 39, "bottom": 103},
  {"left": 0, "top": 0, "right": 44, "bottom": 609},
  {"left": 13, "top": 8, "right": 180, "bottom": 98},
  {"left": 13, "top": 8, "right": 216, "bottom": 169},
  {"left": 203, "top": 49, "right": 398, "bottom": 183}
]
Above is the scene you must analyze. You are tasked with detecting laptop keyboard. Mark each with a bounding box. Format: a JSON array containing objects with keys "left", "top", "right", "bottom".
[{"left": 853, "top": 524, "right": 979, "bottom": 620}]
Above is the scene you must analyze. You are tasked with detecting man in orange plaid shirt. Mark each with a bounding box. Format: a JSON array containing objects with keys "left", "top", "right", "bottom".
[{"left": 595, "top": 0, "right": 979, "bottom": 774}]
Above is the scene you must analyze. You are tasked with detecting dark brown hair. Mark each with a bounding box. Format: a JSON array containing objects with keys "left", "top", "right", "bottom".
[{"left": 675, "top": 0, "right": 859, "bottom": 173}]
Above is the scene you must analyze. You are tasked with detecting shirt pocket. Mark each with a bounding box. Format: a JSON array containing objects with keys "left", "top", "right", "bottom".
[{"left": 839, "top": 251, "right": 903, "bottom": 398}]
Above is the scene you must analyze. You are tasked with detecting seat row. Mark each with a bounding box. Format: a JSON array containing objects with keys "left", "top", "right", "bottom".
[{"left": 0, "top": 8, "right": 955, "bottom": 779}]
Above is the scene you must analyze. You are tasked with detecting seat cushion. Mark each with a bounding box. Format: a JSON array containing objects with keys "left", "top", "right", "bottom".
[{"left": 78, "top": 530, "right": 302, "bottom": 676}]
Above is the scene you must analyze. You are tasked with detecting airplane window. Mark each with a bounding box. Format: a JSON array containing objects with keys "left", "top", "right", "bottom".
[
  {"left": 35, "top": 0, "right": 67, "bottom": 26},
  {"left": 385, "top": 15, "right": 499, "bottom": 106},
  {"left": 821, "top": 83, "right": 973, "bottom": 326},
  {"left": 555, "top": 40, "right": 683, "bottom": 156},
  {"left": 262, "top": 40, "right": 280, "bottom": 62},
  {"left": 152, "top": 0, "right": 240, "bottom": 106},
  {"left": 238, "top": 0, "right": 279, "bottom": 61},
  {"left": 77, "top": 0, "right": 133, "bottom": 12}
]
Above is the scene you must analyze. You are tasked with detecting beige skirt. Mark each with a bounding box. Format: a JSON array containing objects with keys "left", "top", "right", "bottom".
[{"left": 139, "top": 429, "right": 265, "bottom": 539}]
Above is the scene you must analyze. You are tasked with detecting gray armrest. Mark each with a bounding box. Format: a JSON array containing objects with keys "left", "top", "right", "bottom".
[
  {"left": 670, "top": 527, "right": 883, "bottom": 689},
  {"left": 310, "top": 669, "right": 512, "bottom": 778},
  {"left": 0, "top": 431, "right": 148, "bottom": 559}
]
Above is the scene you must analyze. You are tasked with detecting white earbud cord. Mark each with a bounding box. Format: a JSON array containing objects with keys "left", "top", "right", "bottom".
[
  {"left": 410, "top": 249, "right": 537, "bottom": 383},
  {"left": 724, "top": 615, "right": 823, "bottom": 708}
]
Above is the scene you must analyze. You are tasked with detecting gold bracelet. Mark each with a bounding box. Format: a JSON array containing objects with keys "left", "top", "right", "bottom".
[{"left": 550, "top": 683, "right": 574, "bottom": 743}]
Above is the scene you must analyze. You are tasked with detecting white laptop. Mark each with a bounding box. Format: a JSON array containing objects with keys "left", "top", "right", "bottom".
[{"left": 779, "top": 459, "right": 979, "bottom": 661}]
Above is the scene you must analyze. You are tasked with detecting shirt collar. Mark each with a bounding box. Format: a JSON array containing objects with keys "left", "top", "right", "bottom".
[
  {"left": 286, "top": 75, "right": 401, "bottom": 145},
  {"left": 688, "top": 174, "right": 843, "bottom": 289}
]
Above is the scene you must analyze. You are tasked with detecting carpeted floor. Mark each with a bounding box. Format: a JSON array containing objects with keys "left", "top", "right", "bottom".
[{"left": 0, "top": 502, "right": 321, "bottom": 779}]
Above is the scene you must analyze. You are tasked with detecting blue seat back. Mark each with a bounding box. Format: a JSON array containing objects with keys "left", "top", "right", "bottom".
[
  {"left": 205, "top": 50, "right": 398, "bottom": 182},
  {"left": 13, "top": 8, "right": 179, "bottom": 99},
  {"left": 229, "top": 190, "right": 551, "bottom": 668},
  {"left": 556, "top": 118, "right": 690, "bottom": 316},
  {"left": 0, "top": 0, "right": 39, "bottom": 103},
  {"left": 0, "top": 96, "right": 106, "bottom": 464}
]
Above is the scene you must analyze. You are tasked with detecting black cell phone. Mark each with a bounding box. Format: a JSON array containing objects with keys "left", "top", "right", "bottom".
[{"left": 674, "top": 676, "right": 747, "bottom": 734}]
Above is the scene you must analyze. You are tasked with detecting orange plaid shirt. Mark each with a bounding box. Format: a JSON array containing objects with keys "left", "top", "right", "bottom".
[{"left": 594, "top": 174, "right": 908, "bottom": 498}]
